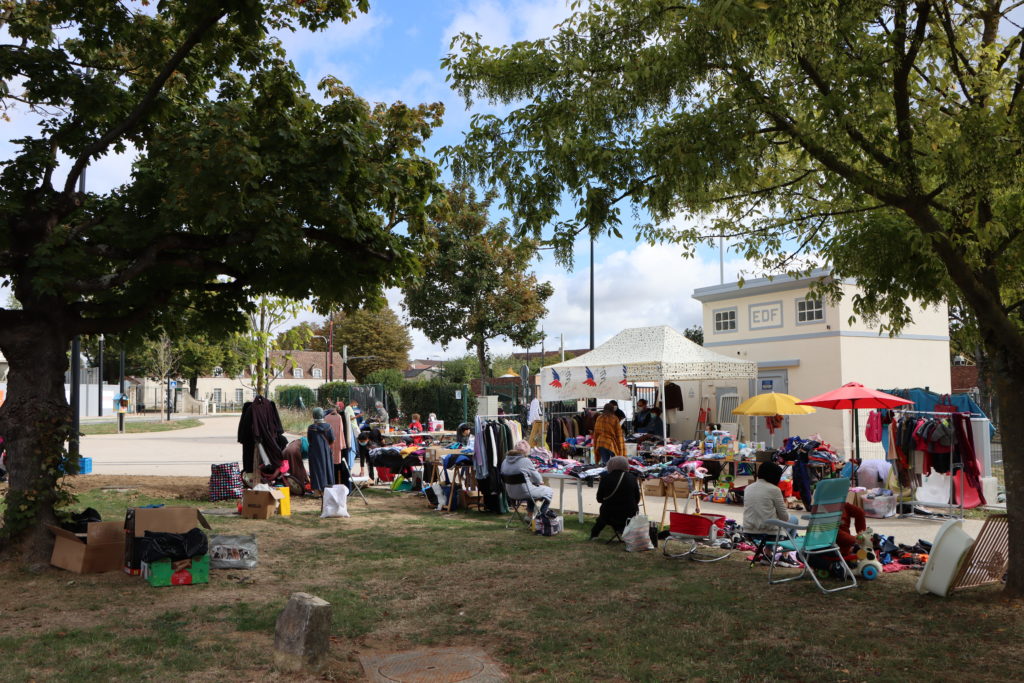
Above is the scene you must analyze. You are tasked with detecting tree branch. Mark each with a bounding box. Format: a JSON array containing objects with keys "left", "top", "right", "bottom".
[
  {"left": 797, "top": 55, "right": 899, "bottom": 171},
  {"left": 62, "top": 9, "right": 228, "bottom": 197}
]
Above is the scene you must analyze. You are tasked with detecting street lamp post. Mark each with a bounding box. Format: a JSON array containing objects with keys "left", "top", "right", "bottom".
[
  {"left": 311, "top": 335, "right": 329, "bottom": 383},
  {"left": 98, "top": 334, "right": 104, "bottom": 417}
]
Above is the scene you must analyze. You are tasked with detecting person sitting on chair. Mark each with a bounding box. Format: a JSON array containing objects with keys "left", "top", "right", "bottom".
[
  {"left": 589, "top": 456, "right": 640, "bottom": 541},
  {"left": 743, "top": 462, "right": 798, "bottom": 539},
  {"left": 500, "top": 447, "right": 555, "bottom": 518}
]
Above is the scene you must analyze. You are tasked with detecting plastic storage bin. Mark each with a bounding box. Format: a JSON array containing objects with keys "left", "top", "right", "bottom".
[{"left": 862, "top": 494, "right": 897, "bottom": 518}]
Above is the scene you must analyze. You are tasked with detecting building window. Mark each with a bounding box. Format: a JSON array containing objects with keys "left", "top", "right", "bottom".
[
  {"left": 312, "top": 368, "right": 323, "bottom": 379},
  {"left": 212, "top": 388, "right": 222, "bottom": 404},
  {"left": 235, "top": 388, "right": 244, "bottom": 403},
  {"left": 713, "top": 307, "right": 737, "bottom": 333},
  {"left": 796, "top": 298, "right": 825, "bottom": 324},
  {"left": 293, "top": 367, "right": 303, "bottom": 379},
  {"left": 212, "top": 366, "right": 224, "bottom": 378}
]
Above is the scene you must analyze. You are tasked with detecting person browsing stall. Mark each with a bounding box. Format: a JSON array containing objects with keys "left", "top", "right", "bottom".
[
  {"left": 306, "top": 407, "right": 335, "bottom": 495},
  {"left": 593, "top": 402, "right": 627, "bottom": 464},
  {"left": 499, "top": 442, "right": 555, "bottom": 517},
  {"left": 742, "top": 462, "right": 798, "bottom": 537},
  {"left": 589, "top": 456, "right": 641, "bottom": 541}
]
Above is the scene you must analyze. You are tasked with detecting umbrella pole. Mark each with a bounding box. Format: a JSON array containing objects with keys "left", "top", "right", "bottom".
[{"left": 854, "top": 406, "right": 861, "bottom": 461}]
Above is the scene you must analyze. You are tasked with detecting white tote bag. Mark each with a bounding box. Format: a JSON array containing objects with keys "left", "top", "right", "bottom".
[
  {"left": 320, "top": 485, "right": 351, "bottom": 518},
  {"left": 623, "top": 514, "right": 654, "bottom": 552}
]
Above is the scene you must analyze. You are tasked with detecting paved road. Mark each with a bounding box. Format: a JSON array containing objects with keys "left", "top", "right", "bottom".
[
  {"left": 81, "top": 416, "right": 984, "bottom": 539},
  {"left": 81, "top": 415, "right": 245, "bottom": 476}
]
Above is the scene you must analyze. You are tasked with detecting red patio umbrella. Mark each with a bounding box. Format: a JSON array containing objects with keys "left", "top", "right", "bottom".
[{"left": 796, "top": 382, "right": 912, "bottom": 460}]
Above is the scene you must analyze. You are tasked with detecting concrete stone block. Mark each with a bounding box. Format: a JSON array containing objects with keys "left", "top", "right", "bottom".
[{"left": 273, "top": 592, "right": 332, "bottom": 672}]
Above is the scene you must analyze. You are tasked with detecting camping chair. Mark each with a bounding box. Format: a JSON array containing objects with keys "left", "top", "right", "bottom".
[
  {"left": 500, "top": 472, "right": 541, "bottom": 529},
  {"left": 763, "top": 477, "right": 857, "bottom": 594},
  {"left": 348, "top": 476, "right": 370, "bottom": 506}
]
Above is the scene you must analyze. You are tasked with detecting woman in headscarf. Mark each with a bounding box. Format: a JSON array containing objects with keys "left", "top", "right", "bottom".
[
  {"left": 589, "top": 456, "right": 640, "bottom": 541},
  {"left": 307, "top": 407, "right": 335, "bottom": 494}
]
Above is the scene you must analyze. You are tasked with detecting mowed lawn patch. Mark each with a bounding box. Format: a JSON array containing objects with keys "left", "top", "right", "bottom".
[
  {"left": 79, "top": 418, "right": 203, "bottom": 436},
  {"left": 0, "top": 476, "right": 1020, "bottom": 682}
]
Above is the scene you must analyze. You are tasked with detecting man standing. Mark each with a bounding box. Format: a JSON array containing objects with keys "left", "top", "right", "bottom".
[{"left": 632, "top": 398, "right": 652, "bottom": 432}]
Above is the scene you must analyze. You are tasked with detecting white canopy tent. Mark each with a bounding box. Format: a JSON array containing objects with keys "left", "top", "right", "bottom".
[{"left": 539, "top": 325, "right": 757, "bottom": 441}]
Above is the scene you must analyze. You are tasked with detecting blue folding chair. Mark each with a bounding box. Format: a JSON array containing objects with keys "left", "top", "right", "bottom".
[{"left": 764, "top": 477, "right": 857, "bottom": 594}]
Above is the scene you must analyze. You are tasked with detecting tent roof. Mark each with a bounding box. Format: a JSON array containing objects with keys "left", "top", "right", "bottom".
[{"left": 542, "top": 325, "right": 756, "bottom": 386}]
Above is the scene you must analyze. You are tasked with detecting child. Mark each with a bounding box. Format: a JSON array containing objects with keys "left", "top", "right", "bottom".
[{"left": 409, "top": 413, "right": 424, "bottom": 444}]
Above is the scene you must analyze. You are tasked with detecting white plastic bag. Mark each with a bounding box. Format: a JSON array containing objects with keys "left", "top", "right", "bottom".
[
  {"left": 321, "top": 485, "right": 351, "bottom": 518},
  {"left": 623, "top": 514, "right": 654, "bottom": 552},
  {"left": 431, "top": 482, "right": 447, "bottom": 510},
  {"left": 209, "top": 534, "right": 258, "bottom": 569}
]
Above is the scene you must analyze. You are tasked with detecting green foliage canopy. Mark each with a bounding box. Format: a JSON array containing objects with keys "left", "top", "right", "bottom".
[
  {"left": 442, "top": 0, "right": 1024, "bottom": 594},
  {"left": 404, "top": 184, "right": 553, "bottom": 380}
]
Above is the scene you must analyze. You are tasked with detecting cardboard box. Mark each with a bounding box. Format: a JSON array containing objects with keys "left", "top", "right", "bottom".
[
  {"left": 142, "top": 554, "right": 210, "bottom": 587},
  {"left": 47, "top": 521, "right": 125, "bottom": 574},
  {"left": 643, "top": 479, "right": 664, "bottom": 496},
  {"left": 241, "top": 489, "right": 285, "bottom": 519},
  {"left": 124, "top": 507, "right": 211, "bottom": 575}
]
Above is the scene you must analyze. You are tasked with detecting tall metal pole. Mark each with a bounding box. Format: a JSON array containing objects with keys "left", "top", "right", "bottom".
[
  {"left": 342, "top": 344, "right": 348, "bottom": 382},
  {"left": 589, "top": 236, "right": 595, "bottom": 350},
  {"left": 97, "top": 334, "right": 104, "bottom": 417},
  {"left": 118, "top": 349, "right": 126, "bottom": 434},
  {"left": 328, "top": 317, "right": 334, "bottom": 381},
  {"left": 720, "top": 236, "right": 724, "bottom": 283},
  {"left": 166, "top": 373, "right": 172, "bottom": 421},
  {"left": 70, "top": 337, "right": 81, "bottom": 457}
]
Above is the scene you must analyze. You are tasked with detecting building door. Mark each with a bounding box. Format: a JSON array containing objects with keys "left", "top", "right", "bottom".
[{"left": 755, "top": 370, "right": 789, "bottom": 445}]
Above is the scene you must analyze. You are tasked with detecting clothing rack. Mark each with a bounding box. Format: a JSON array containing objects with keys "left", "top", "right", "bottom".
[{"left": 888, "top": 408, "right": 968, "bottom": 521}]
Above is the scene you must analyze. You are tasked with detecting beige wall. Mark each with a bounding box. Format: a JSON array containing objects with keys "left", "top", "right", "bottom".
[{"left": 694, "top": 275, "right": 950, "bottom": 457}]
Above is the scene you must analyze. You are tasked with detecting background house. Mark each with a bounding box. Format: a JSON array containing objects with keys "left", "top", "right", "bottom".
[
  {"left": 686, "top": 269, "right": 950, "bottom": 458},
  {"left": 190, "top": 350, "right": 354, "bottom": 411}
]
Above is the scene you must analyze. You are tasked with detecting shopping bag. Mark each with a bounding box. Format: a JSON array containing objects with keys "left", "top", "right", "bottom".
[
  {"left": 320, "top": 485, "right": 351, "bottom": 518},
  {"left": 623, "top": 514, "right": 655, "bottom": 552},
  {"left": 209, "top": 462, "right": 244, "bottom": 501}
]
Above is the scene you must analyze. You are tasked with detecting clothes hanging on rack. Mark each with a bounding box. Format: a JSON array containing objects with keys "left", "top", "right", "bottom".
[
  {"left": 237, "top": 396, "right": 288, "bottom": 473},
  {"left": 952, "top": 413, "right": 985, "bottom": 504},
  {"left": 665, "top": 382, "right": 684, "bottom": 411}
]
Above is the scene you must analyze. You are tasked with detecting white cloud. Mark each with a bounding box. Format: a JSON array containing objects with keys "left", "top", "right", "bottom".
[
  {"left": 521, "top": 240, "right": 752, "bottom": 355},
  {"left": 396, "top": 240, "right": 753, "bottom": 360},
  {"left": 443, "top": 0, "right": 575, "bottom": 51}
]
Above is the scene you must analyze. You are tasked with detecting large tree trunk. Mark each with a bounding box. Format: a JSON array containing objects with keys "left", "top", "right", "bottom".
[
  {"left": 991, "top": 364, "right": 1023, "bottom": 597},
  {"left": 475, "top": 338, "right": 488, "bottom": 383},
  {"left": 0, "top": 319, "right": 73, "bottom": 563}
]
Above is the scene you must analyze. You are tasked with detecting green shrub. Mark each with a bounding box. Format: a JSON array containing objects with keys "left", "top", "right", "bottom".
[
  {"left": 397, "top": 379, "right": 476, "bottom": 428},
  {"left": 317, "top": 381, "right": 351, "bottom": 406},
  {"left": 274, "top": 384, "right": 316, "bottom": 409}
]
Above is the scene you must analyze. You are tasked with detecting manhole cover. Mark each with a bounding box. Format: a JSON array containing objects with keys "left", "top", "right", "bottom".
[{"left": 360, "top": 647, "right": 506, "bottom": 683}]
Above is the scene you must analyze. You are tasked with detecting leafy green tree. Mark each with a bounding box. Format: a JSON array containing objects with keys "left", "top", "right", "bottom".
[
  {"left": 436, "top": 354, "right": 479, "bottom": 384},
  {"left": 0, "top": 1, "right": 442, "bottom": 560},
  {"left": 444, "top": 1, "right": 1024, "bottom": 594},
  {"left": 322, "top": 308, "right": 412, "bottom": 380},
  {"left": 364, "top": 368, "right": 404, "bottom": 396},
  {"left": 684, "top": 326, "right": 704, "bottom": 347},
  {"left": 404, "top": 184, "right": 554, "bottom": 381}
]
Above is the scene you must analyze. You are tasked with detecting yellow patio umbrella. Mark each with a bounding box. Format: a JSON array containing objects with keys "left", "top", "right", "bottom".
[
  {"left": 732, "top": 392, "right": 815, "bottom": 446},
  {"left": 732, "top": 392, "right": 817, "bottom": 416}
]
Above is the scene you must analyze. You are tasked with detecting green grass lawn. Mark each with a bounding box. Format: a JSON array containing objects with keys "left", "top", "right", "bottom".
[
  {"left": 0, "top": 481, "right": 1020, "bottom": 682},
  {"left": 79, "top": 418, "right": 203, "bottom": 435}
]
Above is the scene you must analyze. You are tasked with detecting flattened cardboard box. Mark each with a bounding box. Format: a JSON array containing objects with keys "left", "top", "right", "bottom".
[
  {"left": 241, "top": 489, "right": 285, "bottom": 519},
  {"left": 47, "top": 521, "right": 125, "bottom": 574},
  {"left": 123, "top": 507, "right": 211, "bottom": 575}
]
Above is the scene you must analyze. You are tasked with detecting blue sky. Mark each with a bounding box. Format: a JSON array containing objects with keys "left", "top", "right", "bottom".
[
  {"left": 2, "top": 1, "right": 751, "bottom": 360},
  {"left": 276, "top": 0, "right": 750, "bottom": 359}
]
